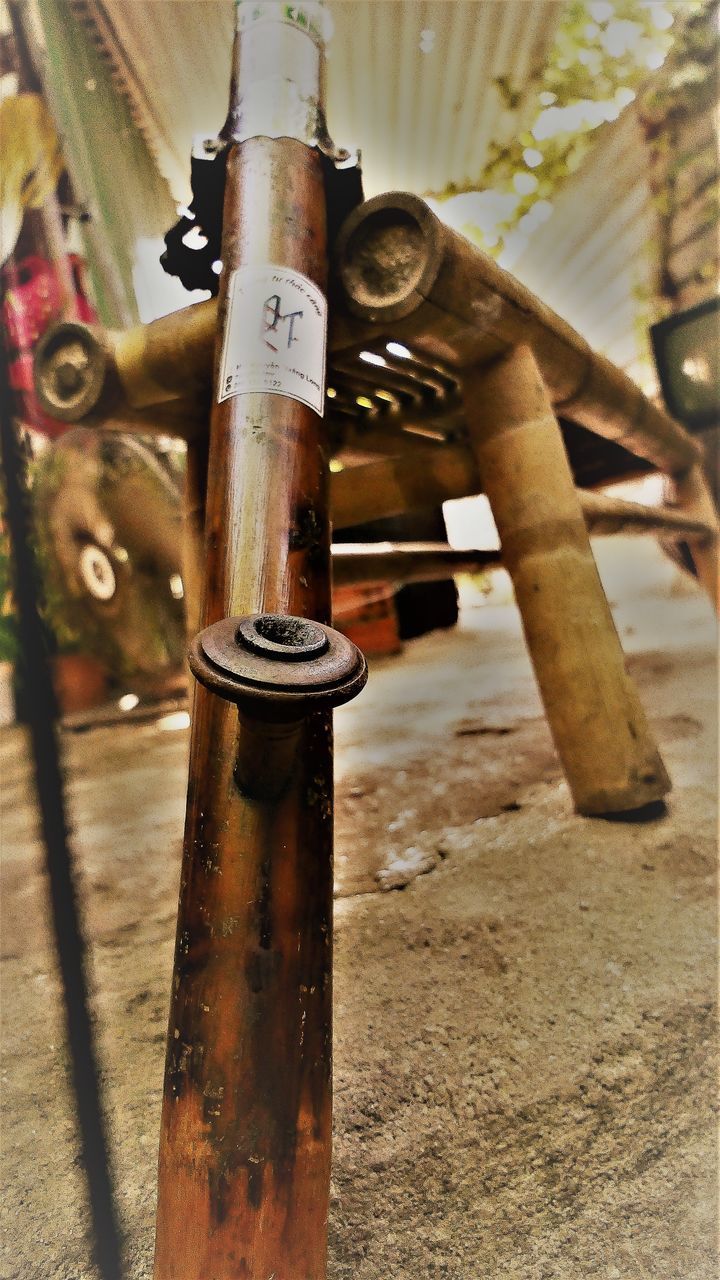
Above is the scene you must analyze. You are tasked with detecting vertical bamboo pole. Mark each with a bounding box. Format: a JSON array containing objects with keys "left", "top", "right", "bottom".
[
  {"left": 154, "top": 5, "right": 338, "bottom": 1277},
  {"left": 463, "top": 345, "right": 671, "bottom": 816}
]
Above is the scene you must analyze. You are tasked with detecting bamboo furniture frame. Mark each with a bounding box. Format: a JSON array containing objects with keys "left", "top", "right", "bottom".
[{"left": 31, "top": 5, "right": 719, "bottom": 1274}]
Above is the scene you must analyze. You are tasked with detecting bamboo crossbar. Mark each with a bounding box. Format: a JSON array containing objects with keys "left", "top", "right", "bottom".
[
  {"left": 34, "top": 196, "right": 705, "bottom": 485},
  {"left": 331, "top": 443, "right": 478, "bottom": 526},
  {"left": 332, "top": 193, "right": 703, "bottom": 476},
  {"left": 330, "top": 450, "right": 718, "bottom": 544},
  {"left": 331, "top": 541, "right": 500, "bottom": 585},
  {"left": 110, "top": 298, "right": 216, "bottom": 410},
  {"left": 577, "top": 486, "right": 717, "bottom": 541},
  {"left": 329, "top": 493, "right": 718, "bottom": 589},
  {"left": 89, "top": 397, "right": 207, "bottom": 440},
  {"left": 331, "top": 415, "right": 450, "bottom": 459}
]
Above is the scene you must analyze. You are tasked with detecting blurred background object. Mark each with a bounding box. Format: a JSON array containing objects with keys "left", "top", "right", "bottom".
[
  {"left": 651, "top": 296, "right": 719, "bottom": 433},
  {"left": 30, "top": 429, "right": 186, "bottom": 710},
  {"left": 0, "top": 0, "right": 190, "bottom": 719}
]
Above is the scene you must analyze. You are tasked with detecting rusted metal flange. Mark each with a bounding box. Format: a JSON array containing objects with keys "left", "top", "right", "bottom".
[
  {"left": 189, "top": 612, "right": 367, "bottom": 718},
  {"left": 34, "top": 321, "right": 107, "bottom": 422}
]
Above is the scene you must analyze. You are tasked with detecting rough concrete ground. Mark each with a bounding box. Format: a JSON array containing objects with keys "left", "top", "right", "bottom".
[{"left": 0, "top": 539, "right": 717, "bottom": 1279}]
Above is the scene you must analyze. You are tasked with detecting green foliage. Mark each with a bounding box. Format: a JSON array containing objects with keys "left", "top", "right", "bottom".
[
  {"left": 433, "top": 0, "right": 708, "bottom": 258},
  {"left": 640, "top": 1, "right": 719, "bottom": 123},
  {"left": 639, "top": 1, "right": 720, "bottom": 307}
]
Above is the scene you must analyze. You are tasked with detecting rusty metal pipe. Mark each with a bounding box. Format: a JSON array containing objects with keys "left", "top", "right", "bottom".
[{"left": 153, "top": 5, "right": 358, "bottom": 1277}]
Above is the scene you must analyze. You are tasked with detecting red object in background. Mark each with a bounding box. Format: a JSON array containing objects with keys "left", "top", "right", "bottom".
[
  {"left": 1, "top": 252, "right": 97, "bottom": 438},
  {"left": 51, "top": 652, "right": 108, "bottom": 715},
  {"left": 334, "top": 581, "right": 403, "bottom": 657}
]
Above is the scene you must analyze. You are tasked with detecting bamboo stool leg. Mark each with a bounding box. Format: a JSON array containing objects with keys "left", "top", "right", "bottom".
[{"left": 463, "top": 344, "right": 671, "bottom": 816}]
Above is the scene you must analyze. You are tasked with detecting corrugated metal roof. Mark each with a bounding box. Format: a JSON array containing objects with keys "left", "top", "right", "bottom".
[
  {"left": 70, "top": 0, "right": 563, "bottom": 202},
  {"left": 68, "top": 0, "right": 714, "bottom": 393},
  {"left": 510, "top": 106, "right": 661, "bottom": 391}
]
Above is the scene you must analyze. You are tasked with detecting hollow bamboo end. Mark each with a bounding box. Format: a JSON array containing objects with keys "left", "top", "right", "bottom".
[{"left": 336, "top": 191, "right": 443, "bottom": 321}]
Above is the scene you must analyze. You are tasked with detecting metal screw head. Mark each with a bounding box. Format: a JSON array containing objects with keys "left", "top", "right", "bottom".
[
  {"left": 237, "top": 613, "right": 328, "bottom": 661},
  {"left": 189, "top": 613, "right": 368, "bottom": 719}
]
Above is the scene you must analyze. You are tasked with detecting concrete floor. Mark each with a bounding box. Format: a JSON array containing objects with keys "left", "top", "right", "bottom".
[{"left": 0, "top": 539, "right": 717, "bottom": 1278}]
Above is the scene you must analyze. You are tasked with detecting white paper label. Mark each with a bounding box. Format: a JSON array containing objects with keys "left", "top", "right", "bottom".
[{"left": 218, "top": 264, "right": 327, "bottom": 415}]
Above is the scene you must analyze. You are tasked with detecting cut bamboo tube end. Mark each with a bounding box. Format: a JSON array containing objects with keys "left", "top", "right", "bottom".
[{"left": 464, "top": 345, "right": 671, "bottom": 816}]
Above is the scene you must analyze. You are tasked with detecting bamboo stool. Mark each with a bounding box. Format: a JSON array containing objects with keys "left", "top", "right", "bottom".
[{"left": 35, "top": 206, "right": 719, "bottom": 817}]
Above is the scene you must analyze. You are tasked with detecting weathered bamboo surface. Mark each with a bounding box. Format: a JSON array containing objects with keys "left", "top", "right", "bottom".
[
  {"left": 93, "top": 396, "right": 207, "bottom": 440},
  {"left": 331, "top": 442, "right": 478, "bottom": 527},
  {"left": 578, "top": 486, "right": 717, "bottom": 542},
  {"left": 110, "top": 299, "right": 216, "bottom": 410},
  {"left": 463, "top": 345, "right": 671, "bottom": 816},
  {"left": 35, "top": 192, "right": 705, "bottom": 486},
  {"left": 332, "top": 193, "right": 703, "bottom": 476},
  {"left": 332, "top": 413, "right": 447, "bottom": 459},
  {"left": 330, "top": 447, "right": 718, "bottom": 543},
  {"left": 332, "top": 541, "right": 500, "bottom": 585},
  {"left": 181, "top": 436, "right": 208, "bottom": 638},
  {"left": 32, "top": 310, "right": 214, "bottom": 434}
]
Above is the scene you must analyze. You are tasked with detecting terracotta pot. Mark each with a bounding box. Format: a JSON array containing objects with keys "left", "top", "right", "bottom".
[
  {"left": 334, "top": 581, "right": 402, "bottom": 656},
  {"left": 52, "top": 653, "right": 108, "bottom": 715}
]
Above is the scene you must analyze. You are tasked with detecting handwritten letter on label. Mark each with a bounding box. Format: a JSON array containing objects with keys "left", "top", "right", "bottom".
[{"left": 218, "top": 265, "right": 327, "bottom": 415}]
